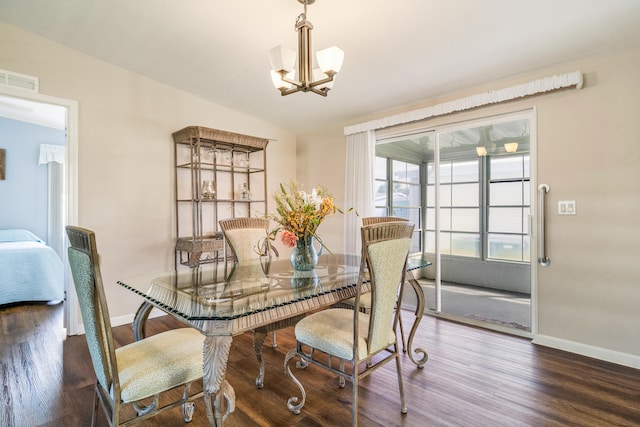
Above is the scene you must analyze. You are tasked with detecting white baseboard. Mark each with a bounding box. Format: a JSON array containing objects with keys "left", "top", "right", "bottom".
[
  {"left": 533, "top": 334, "right": 640, "bottom": 369},
  {"left": 72, "top": 307, "right": 167, "bottom": 335}
]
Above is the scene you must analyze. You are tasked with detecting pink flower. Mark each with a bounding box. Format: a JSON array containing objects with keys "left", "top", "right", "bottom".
[{"left": 281, "top": 230, "right": 298, "bottom": 248}]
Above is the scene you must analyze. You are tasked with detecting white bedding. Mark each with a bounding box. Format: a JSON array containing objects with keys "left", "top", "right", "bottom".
[{"left": 0, "top": 229, "right": 64, "bottom": 305}]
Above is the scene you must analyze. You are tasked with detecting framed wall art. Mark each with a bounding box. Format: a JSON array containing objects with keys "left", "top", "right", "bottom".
[{"left": 0, "top": 149, "right": 5, "bottom": 180}]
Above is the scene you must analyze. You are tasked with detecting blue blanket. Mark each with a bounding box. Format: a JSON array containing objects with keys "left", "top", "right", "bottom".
[{"left": 0, "top": 229, "right": 64, "bottom": 305}]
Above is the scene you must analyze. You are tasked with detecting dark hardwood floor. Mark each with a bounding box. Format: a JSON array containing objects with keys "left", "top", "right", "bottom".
[{"left": 1, "top": 302, "right": 639, "bottom": 427}]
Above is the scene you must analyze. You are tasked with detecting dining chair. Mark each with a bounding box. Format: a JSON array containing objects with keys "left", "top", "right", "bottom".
[
  {"left": 66, "top": 226, "right": 213, "bottom": 426},
  {"left": 334, "top": 216, "right": 410, "bottom": 350},
  {"left": 284, "top": 221, "right": 414, "bottom": 426},
  {"left": 218, "top": 217, "right": 282, "bottom": 388},
  {"left": 218, "top": 217, "right": 276, "bottom": 264}
]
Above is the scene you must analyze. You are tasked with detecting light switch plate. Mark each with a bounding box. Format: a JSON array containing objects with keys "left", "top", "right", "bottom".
[{"left": 558, "top": 200, "right": 576, "bottom": 215}]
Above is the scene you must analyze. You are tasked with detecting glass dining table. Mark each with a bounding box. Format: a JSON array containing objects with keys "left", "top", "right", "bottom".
[{"left": 118, "top": 253, "right": 430, "bottom": 426}]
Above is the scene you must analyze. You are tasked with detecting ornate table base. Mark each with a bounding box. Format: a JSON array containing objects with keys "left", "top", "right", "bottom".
[{"left": 403, "top": 271, "right": 429, "bottom": 368}]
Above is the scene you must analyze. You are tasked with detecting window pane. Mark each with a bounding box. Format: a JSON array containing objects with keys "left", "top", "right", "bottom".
[
  {"left": 452, "top": 160, "right": 479, "bottom": 183},
  {"left": 488, "top": 234, "right": 523, "bottom": 261},
  {"left": 426, "top": 185, "right": 435, "bottom": 207},
  {"left": 426, "top": 207, "right": 435, "bottom": 229},
  {"left": 523, "top": 155, "right": 530, "bottom": 178},
  {"left": 375, "top": 157, "right": 387, "bottom": 180},
  {"left": 392, "top": 184, "right": 410, "bottom": 206},
  {"left": 523, "top": 236, "right": 530, "bottom": 262},
  {"left": 439, "top": 162, "right": 452, "bottom": 184},
  {"left": 490, "top": 181, "right": 523, "bottom": 205},
  {"left": 489, "top": 207, "right": 523, "bottom": 233},
  {"left": 524, "top": 182, "right": 530, "bottom": 205},
  {"left": 374, "top": 206, "right": 388, "bottom": 216},
  {"left": 523, "top": 208, "right": 530, "bottom": 234},
  {"left": 440, "top": 208, "right": 451, "bottom": 231},
  {"left": 406, "top": 162, "right": 420, "bottom": 184},
  {"left": 392, "top": 160, "right": 406, "bottom": 182},
  {"left": 451, "top": 233, "right": 480, "bottom": 257},
  {"left": 407, "top": 183, "right": 421, "bottom": 206},
  {"left": 425, "top": 231, "right": 436, "bottom": 252},
  {"left": 391, "top": 160, "right": 420, "bottom": 183},
  {"left": 451, "top": 208, "right": 479, "bottom": 232},
  {"left": 451, "top": 183, "right": 479, "bottom": 206},
  {"left": 491, "top": 156, "right": 524, "bottom": 180},
  {"left": 427, "top": 163, "right": 435, "bottom": 184},
  {"left": 440, "top": 184, "right": 452, "bottom": 207},
  {"left": 410, "top": 231, "right": 421, "bottom": 253},
  {"left": 392, "top": 207, "right": 420, "bottom": 227},
  {"left": 440, "top": 231, "right": 451, "bottom": 254},
  {"left": 375, "top": 179, "right": 387, "bottom": 206}
]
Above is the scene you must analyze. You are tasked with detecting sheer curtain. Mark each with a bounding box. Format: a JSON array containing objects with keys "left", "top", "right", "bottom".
[
  {"left": 344, "top": 130, "right": 376, "bottom": 255},
  {"left": 39, "top": 144, "right": 65, "bottom": 260}
]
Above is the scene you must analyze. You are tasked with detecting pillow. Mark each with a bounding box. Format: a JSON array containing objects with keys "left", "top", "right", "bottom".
[{"left": 0, "top": 229, "right": 44, "bottom": 243}]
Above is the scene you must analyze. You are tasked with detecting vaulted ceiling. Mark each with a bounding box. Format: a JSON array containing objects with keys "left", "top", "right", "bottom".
[{"left": 1, "top": 0, "right": 640, "bottom": 134}]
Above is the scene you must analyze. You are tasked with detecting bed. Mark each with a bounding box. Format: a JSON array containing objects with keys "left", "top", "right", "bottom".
[{"left": 0, "top": 229, "right": 64, "bottom": 305}]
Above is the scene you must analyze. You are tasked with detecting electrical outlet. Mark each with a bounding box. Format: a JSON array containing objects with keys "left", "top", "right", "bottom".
[{"left": 558, "top": 200, "right": 576, "bottom": 215}]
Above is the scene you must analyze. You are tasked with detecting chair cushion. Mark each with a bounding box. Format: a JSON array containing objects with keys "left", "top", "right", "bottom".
[
  {"left": 294, "top": 308, "right": 395, "bottom": 361},
  {"left": 116, "top": 328, "right": 204, "bottom": 403}
]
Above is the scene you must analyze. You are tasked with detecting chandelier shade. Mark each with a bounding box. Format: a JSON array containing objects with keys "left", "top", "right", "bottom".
[
  {"left": 316, "top": 46, "right": 344, "bottom": 74},
  {"left": 268, "top": 0, "right": 344, "bottom": 97}
]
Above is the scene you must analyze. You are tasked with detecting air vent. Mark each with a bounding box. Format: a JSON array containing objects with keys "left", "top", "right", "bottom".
[{"left": 0, "top": 69, "right": 39, "bottom": 93}]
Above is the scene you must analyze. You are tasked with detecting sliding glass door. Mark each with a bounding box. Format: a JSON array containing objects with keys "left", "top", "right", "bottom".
[{"left": 376, "top": 111, "right": 534, "bottom": 333}]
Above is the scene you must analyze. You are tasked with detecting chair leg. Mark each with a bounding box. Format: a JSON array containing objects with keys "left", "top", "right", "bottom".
[
  {"left": 271, "top": 330, "right": 277, "bottom": 348},
  {"left": 352, "top": 366, "right": 359, "bottom": 427},
  {"left": 91, "top": 389, "right": 100, "bottom": 427},
  {"left": 398, "top": 307, "right": 407, "bottom": 352},
  {"left": 181, "top": 383, "right": 195, "bottom": 422},
  {"left": 395, "top": 348, "right": 407, "bottom": 414}
]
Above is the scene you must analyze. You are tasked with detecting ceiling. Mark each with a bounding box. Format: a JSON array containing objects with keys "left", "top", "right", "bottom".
[{"left": 1, "top": 0, "right": 640, "bottom": 134}]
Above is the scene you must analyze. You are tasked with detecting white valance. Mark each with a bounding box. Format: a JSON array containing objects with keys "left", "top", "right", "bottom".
[
  {"left": 344, "top": 70, "right": 583, "bottom": 136},
  {"left": 39, "top": 144, "right": 65, "bottom": 165}
]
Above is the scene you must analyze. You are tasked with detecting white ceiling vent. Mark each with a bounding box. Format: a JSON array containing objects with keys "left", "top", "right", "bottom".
[{"left": 0, "top": 69, "right": 39, "bottom": 93}]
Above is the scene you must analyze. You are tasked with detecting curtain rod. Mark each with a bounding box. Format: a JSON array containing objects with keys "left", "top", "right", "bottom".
[{"left": 344, "top": 70, "right": 583, "bottom": 136}]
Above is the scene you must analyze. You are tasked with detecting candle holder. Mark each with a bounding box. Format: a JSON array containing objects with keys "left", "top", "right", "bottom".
[{"left": 202, "top": 180, "right": 216, "bottom": 200}]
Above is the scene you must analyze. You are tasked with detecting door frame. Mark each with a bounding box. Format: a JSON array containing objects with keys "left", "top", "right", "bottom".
[{"left": 0, "top": 86, "right": 79, "bottom": 335}]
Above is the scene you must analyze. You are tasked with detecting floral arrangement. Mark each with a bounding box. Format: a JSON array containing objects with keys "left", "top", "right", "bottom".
[{"left": 267, "top": 180, "right": 341, "bottom": 251}]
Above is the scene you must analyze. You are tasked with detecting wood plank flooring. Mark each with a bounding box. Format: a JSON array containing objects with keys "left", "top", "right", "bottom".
[{"left": 1, "top": 302, "right": 639, "bottom": 426}]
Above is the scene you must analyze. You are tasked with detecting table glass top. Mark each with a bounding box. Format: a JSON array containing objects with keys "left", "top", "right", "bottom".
[{"left": 117, "top": 253, "right": 431, "bottom": 322}]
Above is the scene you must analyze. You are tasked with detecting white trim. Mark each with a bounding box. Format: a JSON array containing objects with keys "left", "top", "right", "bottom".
[
  {"left": 344, "top": 70, "right": 583, "bottom": 136},
  {"left": 533, "top": 334, "right": 640, "bottom": 369}
]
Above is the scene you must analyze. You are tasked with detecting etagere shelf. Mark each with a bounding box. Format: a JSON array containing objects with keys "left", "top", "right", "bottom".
[{"left": 172, "top": 126, "right": 269, "bottom": 267}]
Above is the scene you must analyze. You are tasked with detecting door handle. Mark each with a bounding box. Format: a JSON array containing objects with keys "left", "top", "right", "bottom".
[{"left": 537, "top": 184, "right": 551, "bottom": 267}]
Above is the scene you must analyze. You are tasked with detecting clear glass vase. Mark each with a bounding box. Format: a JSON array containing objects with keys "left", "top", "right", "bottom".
[{"left": 290, "top": 235, "right": 322, "bottom": 271}]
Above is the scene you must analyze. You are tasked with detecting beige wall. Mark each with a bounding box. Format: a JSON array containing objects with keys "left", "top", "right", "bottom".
[
  {"left": 298, "top": 48, "right": 640, "bottom": 366},
  {"left": 0, "top": 22, "right": 297, "bottom": 321},
  {"left": 2, "top": 19, "right": 639, "bottom": 367}
]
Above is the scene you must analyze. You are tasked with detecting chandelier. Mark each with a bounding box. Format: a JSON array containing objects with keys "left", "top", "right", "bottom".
[{"left": 268, "top": 0, "right": 344, "bottom": 97}]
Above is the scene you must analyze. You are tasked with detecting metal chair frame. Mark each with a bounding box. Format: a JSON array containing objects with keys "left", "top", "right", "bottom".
[
  {"left": 66, "top": 226, "right": 212, "bottom": 426},
  {"left": 334, "top": 216, "right": 410, "bottom": 350},
  {"left": 218, "top": 217, "right": 286, "bottom": 389},
  {"left": 284, "top": 222, "right": 414, "bottom": 425}
]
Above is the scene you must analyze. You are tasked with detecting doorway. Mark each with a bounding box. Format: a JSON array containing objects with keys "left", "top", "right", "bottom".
[
  {"left": 375, "top": 110, "right": 535, "bottom": 335},
  {"left": 0, "top": 89, "right": 79, "bottom": 334}
]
